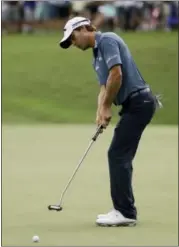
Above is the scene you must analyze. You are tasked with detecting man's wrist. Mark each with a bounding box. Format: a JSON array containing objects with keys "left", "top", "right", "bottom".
[{"left": 102, "top": 98, "right": 112, "bottom": 108}]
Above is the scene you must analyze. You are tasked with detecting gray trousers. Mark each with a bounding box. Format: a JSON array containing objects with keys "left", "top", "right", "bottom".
[{"left": 108, "top": 90, "right": 156, "bottom": 219}]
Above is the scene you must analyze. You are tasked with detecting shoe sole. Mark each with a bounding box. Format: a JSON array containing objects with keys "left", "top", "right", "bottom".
[{"left": 96, "top": 221, "right": 137, "bottom": 227}]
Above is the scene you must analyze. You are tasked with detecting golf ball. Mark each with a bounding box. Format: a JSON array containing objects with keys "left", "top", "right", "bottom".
[{"left": 32, "top": 235, "right": 40, "bottom": 243}]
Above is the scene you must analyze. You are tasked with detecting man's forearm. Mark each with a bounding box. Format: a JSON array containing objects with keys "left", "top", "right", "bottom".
[
  {"left": 98, "top": 90, "right": 105, "bottom": 109},
  {"left": 97, "top": 86, "right": 106, "bottom": 113},
  {"left": 103, "top": 68, "right": 122, "bottom": 107}
]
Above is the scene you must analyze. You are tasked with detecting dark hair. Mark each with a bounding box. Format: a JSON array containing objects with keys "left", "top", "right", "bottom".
[
  {"left": 75, "top": 25, "right": 97, "bottom": 32},
  {"left": 86, "top": 25, "right": 97, "bottom": 32}
]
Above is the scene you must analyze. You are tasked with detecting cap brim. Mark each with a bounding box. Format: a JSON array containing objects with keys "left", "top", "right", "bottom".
[{"left": 59, "top": 30, "right": 72, "bottom": 49}]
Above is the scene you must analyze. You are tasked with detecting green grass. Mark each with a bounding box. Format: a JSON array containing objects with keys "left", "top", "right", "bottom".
[
  {"left": 2, "top": 125, "right": 178, "bottom": 246},
  {"left": 2, "top": 31, "right": 178, "bottom": 124}
]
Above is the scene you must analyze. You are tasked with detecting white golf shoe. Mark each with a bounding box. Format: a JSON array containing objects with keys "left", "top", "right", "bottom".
[
  {"left": 96, "top": 209, "right": 136, "bottom": 227},
  {"left": 97, "top": 209, "right": 115, "bottom": 219}
]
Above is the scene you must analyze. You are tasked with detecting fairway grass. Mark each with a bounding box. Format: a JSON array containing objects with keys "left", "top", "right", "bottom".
[
  {"left": 2, "top": 125, "right": 178, "bottom": 246},
  {"left": 2, "top": 31, "right": 178, "bottom": 125}
]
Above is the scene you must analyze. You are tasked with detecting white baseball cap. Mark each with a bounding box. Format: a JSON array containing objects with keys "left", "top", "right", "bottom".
[{"left": 59, "top": 17, "right": 91, "bottom": 49}]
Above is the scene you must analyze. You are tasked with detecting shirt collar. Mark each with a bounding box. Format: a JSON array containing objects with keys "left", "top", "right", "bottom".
[
  {"left": 93, "top": 31, "right": 102, "bottom": 58},
  {"left": 94, "top": 31, "right": 102, "bottom": 48}
]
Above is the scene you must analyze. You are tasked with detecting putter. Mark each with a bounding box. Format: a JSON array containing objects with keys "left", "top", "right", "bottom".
[{"left": 48, "top": 125, "right": 103, "bottom": 212}]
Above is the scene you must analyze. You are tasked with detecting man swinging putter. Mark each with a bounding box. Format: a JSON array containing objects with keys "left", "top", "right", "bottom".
[{"left": 59, "top": 16, "right": 160, "bottom": 226}]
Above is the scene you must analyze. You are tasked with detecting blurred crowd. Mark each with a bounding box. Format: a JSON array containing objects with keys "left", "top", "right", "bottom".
[{"left": 2, "top": 1, "right": 179, "bottom": 33}]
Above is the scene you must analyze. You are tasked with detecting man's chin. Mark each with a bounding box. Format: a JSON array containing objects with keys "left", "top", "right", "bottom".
[{"left": 81, "top": 46, "right": 90, "bottom": 51}]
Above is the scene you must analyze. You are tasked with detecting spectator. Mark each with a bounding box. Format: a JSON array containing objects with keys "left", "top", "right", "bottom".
[
  {"left": 22, "top": 1, "right": 36, "bottom": 33},
  {"left": 115, "top": 1, "right": 144, "bottom": 31},
  {"left": 2, "top": 1, "right": 21, "bottom": 33},
  {"left": 2, "top": 1, "right": 9, "bottom": 23},
  {"left": 47, "top": 0, "right": 72, "bottom": 20},
  {"left": 167, "top": 1, "right": 179, "bottom": 30},
  {"left": 150, "top": 2, "right": 166, "bottom": 30},
  {"left": 34, "top": 1, "right": 49, "bottom": 22},
  {"left": 72, "top": 1, "right": 86, "bottom": 16},
  {"left": 84, "top": 1, "right": 102, "bottom": 20},
  {"left": 93, "top": 1, "right": 117, "bottom": 31}
]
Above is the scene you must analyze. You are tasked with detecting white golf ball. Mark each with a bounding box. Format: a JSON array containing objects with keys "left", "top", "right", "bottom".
[{"left": 32, "top": 235, "right": 40, "bottom": 243}]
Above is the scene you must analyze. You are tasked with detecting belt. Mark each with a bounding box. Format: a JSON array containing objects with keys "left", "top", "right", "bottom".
[
  {"left": 120, "top": 87, "right": 151, "bottom": 110},
  {"left": 129, "top": 87, "right": 150, "bottom": 99}
]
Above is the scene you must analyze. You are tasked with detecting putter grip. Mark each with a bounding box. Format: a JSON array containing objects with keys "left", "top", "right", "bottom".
[{"left": 92, "top": 126, "right": 103, "bottom": 141}]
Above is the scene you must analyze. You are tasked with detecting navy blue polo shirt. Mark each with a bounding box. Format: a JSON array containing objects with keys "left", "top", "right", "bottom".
[{"left": 92, "top": 31, "right": 148, "bottom": 105}]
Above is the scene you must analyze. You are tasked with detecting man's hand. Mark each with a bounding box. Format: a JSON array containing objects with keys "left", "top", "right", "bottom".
[
  {"left": 96, "top": 109, "right": 101, "bottom": 126},
  {"left": 96, "top": 111, "right": 103, "bottom": 133},
  {"left": 98, "top": 105, "right": 112, "bottom": 128}
]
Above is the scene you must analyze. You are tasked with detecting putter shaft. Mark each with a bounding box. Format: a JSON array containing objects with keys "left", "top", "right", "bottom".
[
  {"left": 57, "top": 139, "right": 94, "bottom": 206},
  {"left": 48, "top": 125, "right": 103, "bottom": 210}
]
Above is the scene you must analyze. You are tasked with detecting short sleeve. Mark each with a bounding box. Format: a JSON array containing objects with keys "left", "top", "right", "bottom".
[
  {"left": 92, "top": 60, "right": 106, "bottom": 85},
  {"left": 96, "top": 73, "right": 106, "bottom": 85},
  {"left": 99, "top": 37, "right": 122, "bottom": 70}
]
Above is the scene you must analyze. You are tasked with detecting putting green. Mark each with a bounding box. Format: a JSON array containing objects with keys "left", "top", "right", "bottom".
[{"left": 2, "top": 125, "right": 178, "bottom": 246}]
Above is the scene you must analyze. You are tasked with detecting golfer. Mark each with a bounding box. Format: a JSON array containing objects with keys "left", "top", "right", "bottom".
[{"left": 59, "top": 17, "right": 157, "bottom": 226}]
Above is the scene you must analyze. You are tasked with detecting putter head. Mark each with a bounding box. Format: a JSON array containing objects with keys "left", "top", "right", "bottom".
[{"left": 48, "top": 205, "right": 63, "bottom": 211}]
